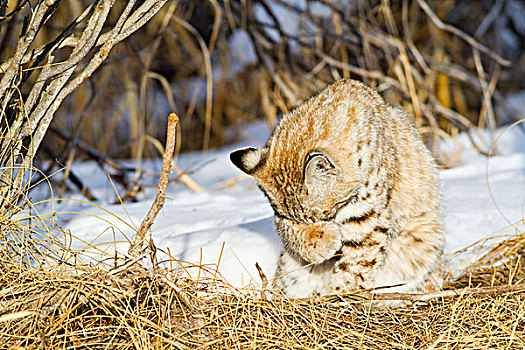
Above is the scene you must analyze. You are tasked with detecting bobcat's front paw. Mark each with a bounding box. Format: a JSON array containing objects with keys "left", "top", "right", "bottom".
[{"left": 298, "top": 221, "right": 343, "bottom": 264}]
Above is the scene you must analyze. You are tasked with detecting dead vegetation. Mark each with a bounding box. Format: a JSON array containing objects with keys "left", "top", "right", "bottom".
[{"left": 0, "top": 194, "right": 524, "bottom": 349}]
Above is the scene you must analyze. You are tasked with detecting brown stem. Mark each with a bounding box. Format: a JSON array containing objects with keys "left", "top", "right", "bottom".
[
  {"left": 350, "top": 284, "right": 525, "bottom": 302},
  {"left": 128, "top": 113, "right": 179, "bottom": 259}
]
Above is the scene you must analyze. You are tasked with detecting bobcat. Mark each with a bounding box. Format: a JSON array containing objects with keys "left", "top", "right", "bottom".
[{"left": 230, "top": 79, "right": 444, "bottom": 298}]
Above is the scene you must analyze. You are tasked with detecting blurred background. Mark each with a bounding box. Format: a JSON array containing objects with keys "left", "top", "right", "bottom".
[{"left": 1, "top": 0, "right": 524, "bottom": 191}]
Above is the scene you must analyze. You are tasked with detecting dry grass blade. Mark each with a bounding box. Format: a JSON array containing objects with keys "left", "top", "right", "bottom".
[
  {"left": 1, "top": 192, "right": 524, "bottom": 348},
  {"left": 344, "top": 284, "right": 525, "bottom": 302}
]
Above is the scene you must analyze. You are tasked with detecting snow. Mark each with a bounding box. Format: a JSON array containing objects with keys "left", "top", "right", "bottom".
[{"left": 33, "top": 122, "right": 525, "bottom": 289}]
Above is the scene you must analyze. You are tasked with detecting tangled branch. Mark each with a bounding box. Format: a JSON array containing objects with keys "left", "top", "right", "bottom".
[{"left": 0, "top": 0, "right": 168, "bottom": 203}]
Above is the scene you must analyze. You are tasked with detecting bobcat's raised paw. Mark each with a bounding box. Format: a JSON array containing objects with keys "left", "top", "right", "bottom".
[{"left": 298, "top": 221, "right": 343, "bottom": 264}]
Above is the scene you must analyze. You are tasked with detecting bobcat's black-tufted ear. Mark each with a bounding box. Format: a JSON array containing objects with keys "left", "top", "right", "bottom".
[{"left": 230, "top": 147, "right": 268, "bottom": 175}]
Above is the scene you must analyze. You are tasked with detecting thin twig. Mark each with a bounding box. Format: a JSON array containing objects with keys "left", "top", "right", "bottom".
[
  {"left": 349, "top": 284, "right": 525, "bottom": 302},
  {"left": 415, "top": 0, "right": 511, "bottom": 66},
  {"left": 128, "top": 113, "right": 179, "bottom": 259},
  {"left": 172, "top": 165, "right": 204, "bottom": 193}
]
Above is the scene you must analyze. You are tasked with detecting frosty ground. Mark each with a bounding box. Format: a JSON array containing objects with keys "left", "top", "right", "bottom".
[{"left": 35, "top": 122, "right": 525, "bottom": 290}]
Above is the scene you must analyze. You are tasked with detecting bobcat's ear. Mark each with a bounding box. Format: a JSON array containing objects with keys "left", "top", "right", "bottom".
[
  {"left": 230, "top": 147, "right": 268, "bottom": 175},
  {"left": 304, "top": 152, "right": 338, "bottom": 187}
]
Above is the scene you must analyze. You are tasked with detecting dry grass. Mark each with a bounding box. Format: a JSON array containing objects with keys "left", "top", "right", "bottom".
[{"left": 1, "top": 192, "right": 524, "bottom": 349}]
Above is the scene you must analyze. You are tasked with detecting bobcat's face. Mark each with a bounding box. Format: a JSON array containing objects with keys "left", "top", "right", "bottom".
[{"left": 230, "top": 146, "right": 359, "bottom": 223}]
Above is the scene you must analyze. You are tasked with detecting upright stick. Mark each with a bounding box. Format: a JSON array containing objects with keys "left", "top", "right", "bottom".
[{"left": 128, "top": 113, "right": 179, "bottom": 259}]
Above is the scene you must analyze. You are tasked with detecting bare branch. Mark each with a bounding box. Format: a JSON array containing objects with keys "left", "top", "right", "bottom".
[
  {"left": 348, "top": 284, "right": 525, "bottom": 302},
  {"left": 0, "top": 1, "right": 52, "bottom": 97},
  {"left": 0, "top": 0, "right": 169, "bottom": 197},
  {"left": 128, "top": 113, "right": 179, "bottom": 259},
  {"left": 415, "top": 0, "right": 511, "bottom": 66}
]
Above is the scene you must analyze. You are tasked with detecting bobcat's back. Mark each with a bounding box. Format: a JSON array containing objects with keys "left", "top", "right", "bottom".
[{"left": 231, "top": 79, "right": 443, "bottom": 297}]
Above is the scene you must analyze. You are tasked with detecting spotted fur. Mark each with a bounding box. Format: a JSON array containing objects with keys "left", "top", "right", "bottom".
[{"left": 231, "top": 79, "right": 444, "bottom": 298}]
